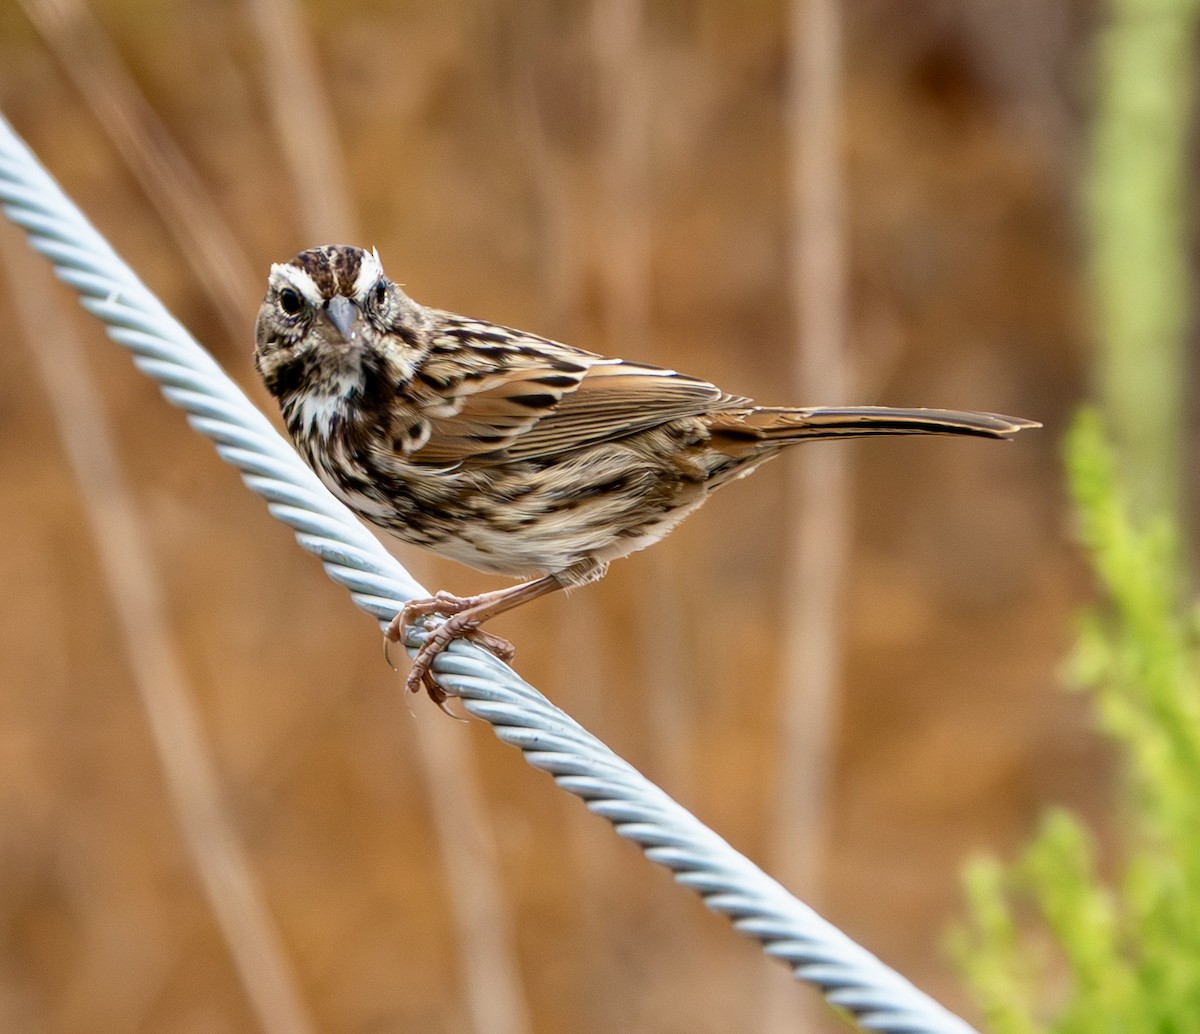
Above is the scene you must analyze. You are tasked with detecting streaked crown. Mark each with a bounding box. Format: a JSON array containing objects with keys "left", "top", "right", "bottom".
[{"left": 271, "top": 244, "right": 385, "bottom": 307}]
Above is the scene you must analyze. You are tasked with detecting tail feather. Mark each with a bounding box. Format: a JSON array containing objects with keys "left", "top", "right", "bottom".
[{"left": 710, "top": 406, "right": 1039, "bottom": 443}]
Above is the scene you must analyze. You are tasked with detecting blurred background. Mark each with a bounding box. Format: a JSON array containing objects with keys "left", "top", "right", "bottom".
[{"left": 0, "top": 0, "right": 1186, "bottom": 1031}]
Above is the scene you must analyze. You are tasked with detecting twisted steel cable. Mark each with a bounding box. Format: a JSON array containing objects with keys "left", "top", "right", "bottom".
[{"left": 0, "top": 114, "right": 979, "bottom": 1034}]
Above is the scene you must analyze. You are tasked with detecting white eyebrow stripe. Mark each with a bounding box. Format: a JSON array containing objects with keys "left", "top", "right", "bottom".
[
  {"left": 352, "top": 247, "right": 385, "bottom": 299},
  {"left": 271, "top": 263, "right": 324, "bottom": 305}
]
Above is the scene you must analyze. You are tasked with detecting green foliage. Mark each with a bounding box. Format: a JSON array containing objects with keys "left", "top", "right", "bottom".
[
  {"left": 950, "top": 410, "right": 1200, "bottom": 1031},
  {"left": 1089, "top": 0, "right": 1200, "bottom": 519}
]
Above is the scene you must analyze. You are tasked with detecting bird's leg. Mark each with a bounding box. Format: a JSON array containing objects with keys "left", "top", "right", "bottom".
[
  {"left": 389, "top": 591, "right": 518, "bottom": 661},
  {"left": 385, "top": 575, "right": 567, "bottom": 707}
]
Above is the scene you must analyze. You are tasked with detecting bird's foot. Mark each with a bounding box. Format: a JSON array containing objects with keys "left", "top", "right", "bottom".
[{"left": 384, "top": 592, "right": 517, "bottom": 712}]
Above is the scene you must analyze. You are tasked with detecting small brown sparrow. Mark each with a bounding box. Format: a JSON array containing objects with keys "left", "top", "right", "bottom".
[{"left": 254, "top": 245, "right": 1037, "bottom": 707}]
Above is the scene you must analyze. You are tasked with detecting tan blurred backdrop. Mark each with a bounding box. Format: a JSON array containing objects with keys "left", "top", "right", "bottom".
[{"left": 0, "top": 1, "right": 1097, "bottom": 1031}]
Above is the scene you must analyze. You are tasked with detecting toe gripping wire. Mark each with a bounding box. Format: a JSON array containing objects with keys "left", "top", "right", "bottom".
[{"left": 0, "top": 114, "right": 979, "bottom": 1034}]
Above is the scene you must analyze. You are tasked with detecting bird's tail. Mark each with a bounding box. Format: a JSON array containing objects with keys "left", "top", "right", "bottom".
[{"left": 709, "top": 406, "right": 1039, "bottom": 446}]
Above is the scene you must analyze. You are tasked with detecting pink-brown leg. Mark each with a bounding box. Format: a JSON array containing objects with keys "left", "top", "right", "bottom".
[
  {"left": 385, "top": 576, "right": 565, "bottom": 708},
  {"left": 385, "top": 591, "right": 518, "bottom": 663}
]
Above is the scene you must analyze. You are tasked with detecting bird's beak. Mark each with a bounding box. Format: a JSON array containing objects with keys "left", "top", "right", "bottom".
[{"left": 324, "top": 295, "right": 360, "bottom": 343}]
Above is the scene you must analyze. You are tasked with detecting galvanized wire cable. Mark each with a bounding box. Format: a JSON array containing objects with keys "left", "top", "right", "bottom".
[{"left": 0, "top": 114, "right": 979, "bottom": 1034}]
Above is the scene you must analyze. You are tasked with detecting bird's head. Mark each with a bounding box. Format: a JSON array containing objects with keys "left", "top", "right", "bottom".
[{"left": 254, "top": 244, "right": 427, "bottom": 399}]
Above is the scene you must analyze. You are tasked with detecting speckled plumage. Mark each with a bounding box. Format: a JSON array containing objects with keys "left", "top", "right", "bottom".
[{"left": 255, "top": 245, "right": 1037, "bottom": 705}]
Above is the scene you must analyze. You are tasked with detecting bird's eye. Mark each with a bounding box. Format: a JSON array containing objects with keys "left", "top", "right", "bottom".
[
  {"left": 374, "top": 281, "right": 388, "bottom": 306},
  {"left": 278, "top": 287, "right": 303, "bottom": 316}
]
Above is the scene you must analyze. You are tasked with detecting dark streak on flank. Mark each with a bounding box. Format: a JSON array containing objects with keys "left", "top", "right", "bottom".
[
  {"left": 533, "top": 374, "right": 581, "bottom": 388},
  {"left": 417, "top": 370, "right": 452, "bottom": 390},
  {"left": 509, "top": 393, "right": 557, "bottom": 409}
]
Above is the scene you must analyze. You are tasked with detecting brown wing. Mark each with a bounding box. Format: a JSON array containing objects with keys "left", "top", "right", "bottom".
[
  {"left": 407, "top": 319, "right": 741, "bottom": 468},
  {"left": 499, "top": 359, "right": 743, "bottom": 462}
]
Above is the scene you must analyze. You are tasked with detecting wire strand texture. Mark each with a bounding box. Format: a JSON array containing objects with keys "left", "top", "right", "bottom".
[{"left": 0, "top": 114, "right": 979, "bottom": 1034}]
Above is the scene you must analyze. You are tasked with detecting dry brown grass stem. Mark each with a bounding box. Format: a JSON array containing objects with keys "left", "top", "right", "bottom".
[
  {"left": 511, "top": 61, "right": 580, "bottom": 325},
  {"left": 590, "top": 0, "right": 696, "bottom": 798},
  {"left": 244, "top": 0, "right": 356, "bottom": 245},
  {"left": 764, "top": 0, "right": 850, "bottom": 1029},
  {"left": 0, "top": 224, "right": 317, "bottom": 1034},
  {"left": 591, "top": 0, "right": 651, "bottom": 356},
  {"left": 410, "top": 715, "right": 535, "bottom": 1034},
  {"left": 18, "top": 0, "right": 258, "bottom": 344},
  {"left": 243, "top": 4, "right": 533, "bottom": 1029}
]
